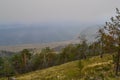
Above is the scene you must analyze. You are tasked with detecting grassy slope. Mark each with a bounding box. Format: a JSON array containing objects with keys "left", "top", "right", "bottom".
[{"left": 1, "top": 54, "right": 120, "bottom": 80}]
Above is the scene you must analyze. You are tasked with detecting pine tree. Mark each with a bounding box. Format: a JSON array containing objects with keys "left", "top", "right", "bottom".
[
  {"left": 98, "top": 8, "right": 120, "bottom": 75},
  {"left": 21, "top": 49, "right": 31, "bottom": 72}
]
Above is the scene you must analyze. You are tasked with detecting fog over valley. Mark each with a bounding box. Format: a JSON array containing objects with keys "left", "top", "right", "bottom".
[{"left": 0, "top": 22, "right": 101, "bottom": 46}]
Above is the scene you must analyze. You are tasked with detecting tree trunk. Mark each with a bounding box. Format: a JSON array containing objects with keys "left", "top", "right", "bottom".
[
  {"left": 100, "top": 41, "right": 103, "bottom": 58},
  {"left": 115, "top": 49, "right": 120, "bottom": 76}
]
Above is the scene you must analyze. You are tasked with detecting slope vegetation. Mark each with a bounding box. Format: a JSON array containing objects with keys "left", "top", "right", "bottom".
[{"left": 1, "top": 54, "right": 120, "bottom": 80}]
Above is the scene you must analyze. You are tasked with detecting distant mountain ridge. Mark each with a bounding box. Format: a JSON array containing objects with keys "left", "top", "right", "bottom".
[
  {"left": 0, "top": 24, "right": 83, "bottom": 45},
  {"left": 0, "top": 23, "right": 102, "bottom": 46},
  {"left": 0, "top": 24, "right": 103, "bottom": 52}
]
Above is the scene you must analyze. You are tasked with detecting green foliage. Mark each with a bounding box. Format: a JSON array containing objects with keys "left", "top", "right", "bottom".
[
  {"left": 11, "top": 54, "right": 23, "bottom": 73},
  {"left": 31, "top": 54, "right": 44, "bottom": 69},
  {"left": 0, "top": 57, "right": 4, "bottom": 75},
  {"left": 2, "top": 58, "right": 14, "bottom": 77},
  {"left": 7, "top": 54, "right": 119, "bottom": 80},
  {"left": 31, "top": 47, "right": 57, "bottom": 70},
  {"left": 60, "top": 44, "right": 77, "bottom": 63},
  {"left": 0, "top": 57, "right": 3, "bottom": 65},
  {"left": 0, "top": 41, "right": 110, "bottom": 77},
  {"left": 97, "top": 8, "right": 120, "bottom": 75}
]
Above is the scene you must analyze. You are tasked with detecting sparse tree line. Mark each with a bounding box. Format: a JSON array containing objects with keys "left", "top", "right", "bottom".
[
  {"left": 0, "top": 40, "right": 107, "bottom": 78},
  {"left": 0, "top": 8, "right": 120, "bottom": 78}
]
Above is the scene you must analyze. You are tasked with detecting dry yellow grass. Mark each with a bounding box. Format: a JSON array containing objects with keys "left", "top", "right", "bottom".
[
  {"left": 15, "top": 54, "right": 117, "bottom": 80},
  {"left": 1, "top": 54, "right": 120, "bottom": 80}
]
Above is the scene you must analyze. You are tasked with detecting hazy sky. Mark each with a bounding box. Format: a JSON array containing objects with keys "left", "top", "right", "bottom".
[{"left": 0, "top": 0, "right": 120, "bottom": 24}]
